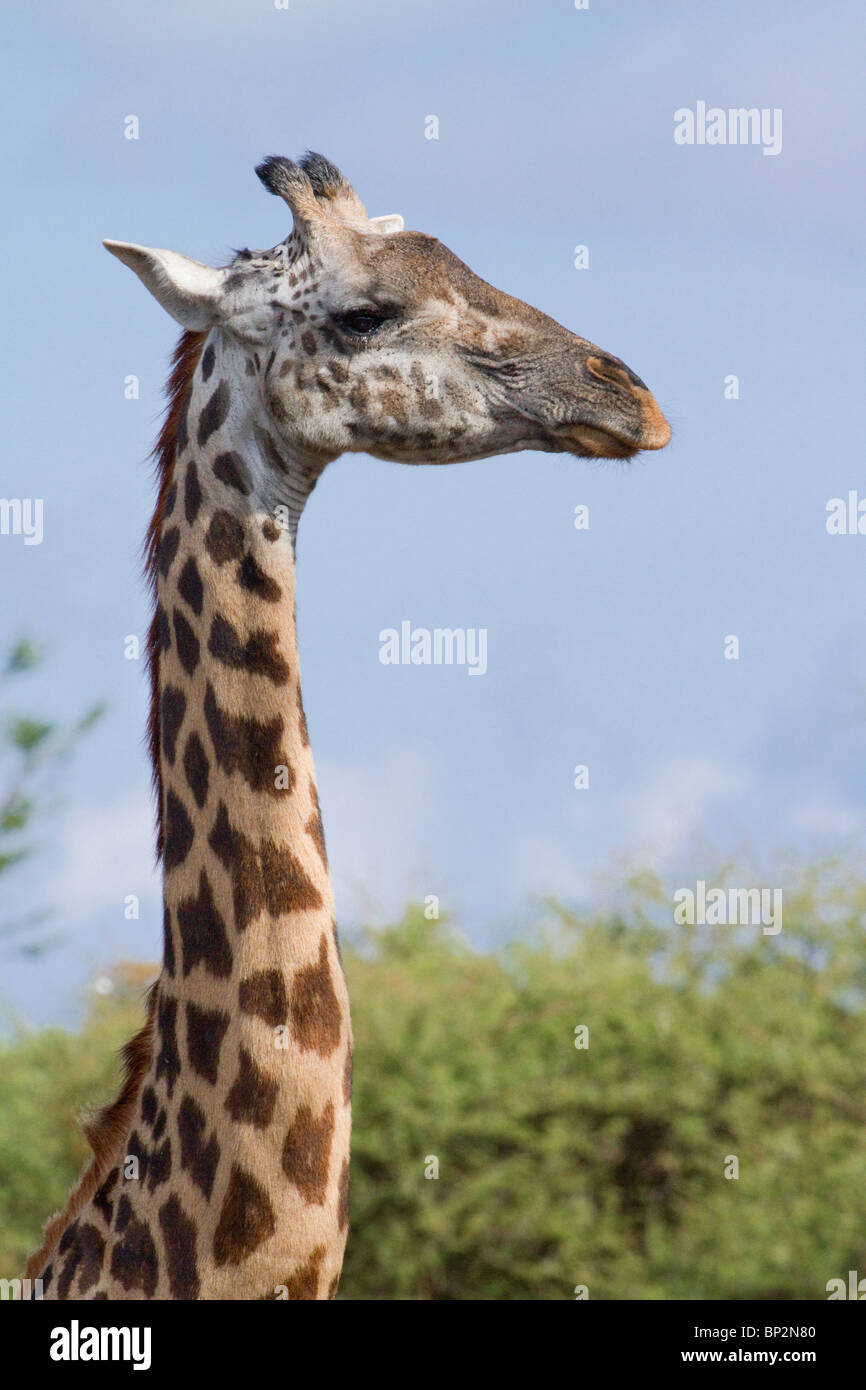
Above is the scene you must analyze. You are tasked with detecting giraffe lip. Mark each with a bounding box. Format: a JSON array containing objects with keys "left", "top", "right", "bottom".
[{"left": 557, "top": 423, "right": 640, "bottom": 459}]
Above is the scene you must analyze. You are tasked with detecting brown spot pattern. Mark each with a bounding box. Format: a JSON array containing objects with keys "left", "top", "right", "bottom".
[
  {"left": 184, "top": 460, "right": 202, "bottom": 525},
  {"left": 178, "top": 555, "right": 204, "bottom": 616},
  {"left": 141, "top": 1085, "right": 158, "bottom": 1128},
  {"left": 162, "top": 902, "right": 176, "bottom": 978},
  {"left": 225, "top": 1047, "right": 279, "bottom": 1128},
  {"left": 205, "top": 509, "right": 245, "bottom": 565},
  {"left": 282, "top": 1245, "right": 326, "bottom": 1300},
  {"left": 186, "top": 1000, "right": 230, "bottom": 1084},
  {"left": 290, "top": 934, "right": 342, "bottom": 1056},
  {"left": 238, "top": 551, "right": 282, "bottom": 602},
  {"left": 109, "top": 1214, "right": 158, "bottom": 1298},
  {"left": 306, "top": 789, "right": 328, "bottom": 867},
  {"left": 178, "top": 1093, "right": 221, "bottom": 1200},
  {"left": 158, "top": 525, "right": 180, "bottom": 579},
  {"left": 197, "top": 380, "right": 230, "bottom": 446},
  {"left": 203, "top": 684, "right": 290, "bottom": 795},
  {"left": 173, "top": 607, "right": 200, "bottom": 676},
  {"left": 213, "top": 450, "right": 252, "bottom": 495},
  {"left": 177, "top": 869, "right": 233, "bottom": 980},
  {"left": 208, "top": 613, "right": 290, "bottom": 685},
  {"left": 158, "top": 1194, "right": 200, "bottom": 1300},
  {"left": 56, "top": 1220, "right": 82, "bottom": 1298},
  {"left": 213, "top": 1165, "right": 277, "bottom": 1267},
  {"left": 115, "top": 1194, "right": 133, "bottom": 1235},
  {"left": 71, "top": 1225, "right": 106, "bottom": 1296},
  {"left": 239, "top": 968, "right": 288, "bottom": 1027},
  {"left": 163, "top": 788, "right": 194, "bottom": 870},
  {"left": 156, "top": 602, "right": 171, "bottom": 652},
  {"left": 281, "top": 1100, "right": 335, "bottom": 1205},
  {"left": 93, "top": 1166, "right": 119, "bottom": 1228},
  {"left": 209, "top": 800, "right": 322, "bottom": 930},
  {"left": 161, "top": 686, "right": 186, "bottom": 766},
  {"left": 182, "top": 730, "right": 210, "bottom": 809},
  {"left": 155, "top": 992, "right": 181, "bottom": 1098},
  {"left": 146, "top": 1136, "right": 172, "bottom": 1194}
]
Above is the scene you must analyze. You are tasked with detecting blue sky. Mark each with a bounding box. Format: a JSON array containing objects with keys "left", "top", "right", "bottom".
[{"left": 2, "top": 0, "right": 864, "bottom": 1024}]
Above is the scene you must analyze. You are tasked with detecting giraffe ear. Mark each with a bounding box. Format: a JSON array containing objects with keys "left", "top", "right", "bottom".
[
  {"left": 368, "top": 214, "right": 404, "bottom": 235},
  {"left": 103, "top": 241, "right": 228, "bottom": 330}
]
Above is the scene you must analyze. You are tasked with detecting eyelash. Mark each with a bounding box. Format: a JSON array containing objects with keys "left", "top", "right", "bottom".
[{"left": 335, "top": 309, "right": 389, "bottom": 337}]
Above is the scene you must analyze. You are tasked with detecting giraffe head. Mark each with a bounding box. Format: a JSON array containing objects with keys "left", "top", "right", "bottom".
[{"left": 105, "top": 152, "right": 670, "bottom": 478}]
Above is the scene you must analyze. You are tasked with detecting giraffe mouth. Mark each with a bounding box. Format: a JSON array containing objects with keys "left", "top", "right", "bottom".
[
  {"left": 558, "top": 424, "right": 641, "bottom": 460},
  {"left": 552, "top": 383, "right": 671, "bottom": 460}
]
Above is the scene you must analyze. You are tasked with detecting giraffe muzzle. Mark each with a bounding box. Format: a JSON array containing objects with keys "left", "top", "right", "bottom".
[{"left": 556, "top": 353, "right": 671, "bottom": 459}]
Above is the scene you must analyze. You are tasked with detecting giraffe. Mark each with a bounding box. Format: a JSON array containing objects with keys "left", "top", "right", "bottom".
[{"left": 26, "top": 152, "right": 670, "bottom": 1300}]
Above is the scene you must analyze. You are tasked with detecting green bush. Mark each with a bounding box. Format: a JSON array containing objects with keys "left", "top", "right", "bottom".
[
  {"left": 2, "top": 869, "right": 865, "bottom": 1299},
  {"left": 0, "top": 971, "right": 146, "bottom": 1276}
]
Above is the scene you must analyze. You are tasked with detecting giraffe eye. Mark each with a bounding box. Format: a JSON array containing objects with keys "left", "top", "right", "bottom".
[{"left": 336, "top": 309, "right": 388, "bottom": 337}]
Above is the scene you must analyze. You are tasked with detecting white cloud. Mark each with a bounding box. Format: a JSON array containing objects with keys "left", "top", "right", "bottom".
[
  {"left": 623, "top": 756, "right": 751, "bottom": 866},
  {"left": 51, "top": 794, "right": 160, "bottom": 922},
  {"left": 507, "top": 831, "right": 593, "bottom": 907},
  {"left": 784, "top": 796, "right": 866, "bottom": 843},
  {"left": 318, "top": 746, "right": 438, "bottom": 926}
]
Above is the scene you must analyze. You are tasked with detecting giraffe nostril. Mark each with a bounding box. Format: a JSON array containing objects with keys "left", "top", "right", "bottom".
[{"left": 586, "top": 355, "right": 647, "bottom": 392}]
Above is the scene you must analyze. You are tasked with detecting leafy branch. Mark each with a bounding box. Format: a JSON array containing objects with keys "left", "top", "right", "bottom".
[{"left": 0, "top": 638, "right": 106, "bottom": 955}]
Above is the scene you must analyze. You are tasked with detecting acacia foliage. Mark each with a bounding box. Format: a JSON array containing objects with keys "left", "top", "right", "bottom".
[{"left": 1, "top": 871, "right": 864, "bottom": 1299}]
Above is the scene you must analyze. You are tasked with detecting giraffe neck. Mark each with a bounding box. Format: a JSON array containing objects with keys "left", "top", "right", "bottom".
[
  {"left": 144, "top": 336, "right": 351, "bottom": 1298},
  {"left": 37, "top": 334, "right": 352, "bottom": 1301}
]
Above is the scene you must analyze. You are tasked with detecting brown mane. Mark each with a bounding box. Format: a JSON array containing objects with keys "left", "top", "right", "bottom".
[
  {"left": 24, "top": 329, "right": 205, "bottom": 1282},
  {"left": 145, "top": 329, "right": 207, "bottom": 858}
]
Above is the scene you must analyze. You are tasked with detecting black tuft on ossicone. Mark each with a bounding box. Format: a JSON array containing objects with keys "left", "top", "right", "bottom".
[
  {"left": 298, "top": 151, "right": 352, "bottom": 200},
  {"left": 256, "top": 152, "right": 353, "bottom": 204},
  {"left": 255, "top": 155, "right": 302, "bottom": 198}
]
